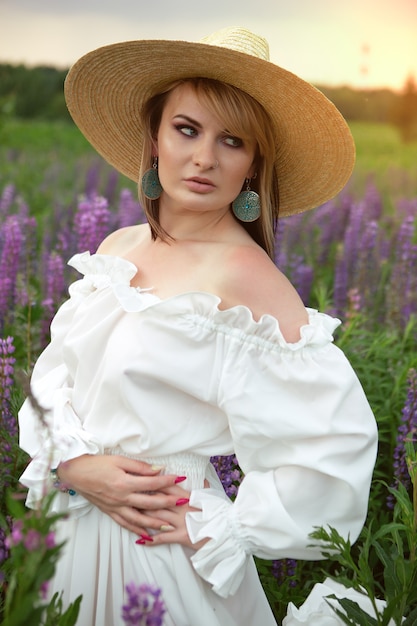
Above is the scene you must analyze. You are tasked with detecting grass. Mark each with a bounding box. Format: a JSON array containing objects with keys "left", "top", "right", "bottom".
[
  {"left": 0, "top": 118, "right": 137, "bottom": 216},
  {"left": 350, "top": 122, "right": 417, "bottom": 203}
]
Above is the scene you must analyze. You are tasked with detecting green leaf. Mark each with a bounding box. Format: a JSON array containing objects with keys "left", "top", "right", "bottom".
[
  {"left": 57, "top": 595, "right": 82, "bottom": 626},
  {"left": 326, "top": 596, "right": 379, "bottom": 626},
  {"left": 403, "top": 605, "right": 417, "bottom": 626}
]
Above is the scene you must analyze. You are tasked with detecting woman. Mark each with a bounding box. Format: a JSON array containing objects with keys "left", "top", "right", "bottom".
[{"left": 19, "top": 27, "right": 378, "bottom": 625}]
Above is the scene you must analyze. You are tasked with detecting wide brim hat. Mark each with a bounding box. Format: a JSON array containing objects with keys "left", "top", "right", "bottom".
[{"left": 64, "top": 27, "right": 355, "bottom": 217}]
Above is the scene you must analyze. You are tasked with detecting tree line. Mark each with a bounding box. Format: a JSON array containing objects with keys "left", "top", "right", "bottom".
[{"left": 0, "top": 63, "right": 416, "bottom": 142}]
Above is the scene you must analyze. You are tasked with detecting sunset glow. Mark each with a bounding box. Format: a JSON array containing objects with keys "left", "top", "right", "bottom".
[{"left": 2, "top": 0, "right": 416, "bottom": 90}]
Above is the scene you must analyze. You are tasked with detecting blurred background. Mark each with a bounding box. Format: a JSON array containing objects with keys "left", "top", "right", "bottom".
[{"left": 1, "top": 0, "right": 417, "bottom": 140}]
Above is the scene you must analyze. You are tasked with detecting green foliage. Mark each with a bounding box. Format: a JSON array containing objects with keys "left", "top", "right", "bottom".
[
  {"left": 0, "top": 64, "right": 70, "bottom": 122},
  {"left": 0, "top": 492, "right": 81, "bottom": 626},
  {"left": 350, "top": 122, "right": 417, "bottom": 198},
  {"left": 0, "top": 119, "right": 136, "bottom": 217},
  {"left": 390, "top": 76, "right": 417, "bottom": 143},
  {"left": 337, "top": 318, "right": 417, "bottom": 484},
  {"left": 318, "top": 85, "right": 398, "bottom": 124},
  {"left": 309, "top": 439, "right": 417, "bottom": 625},
  {"left": 255, "top": 558, "right": 307, "bottom": 623}
]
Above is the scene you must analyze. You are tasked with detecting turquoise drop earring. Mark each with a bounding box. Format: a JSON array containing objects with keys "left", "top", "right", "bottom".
[
  {"left": 141, "top": 157, "right": 163, "bottom": 200},
  {"left": 232, "top": 177, "right": 261, "bottom": 222}
]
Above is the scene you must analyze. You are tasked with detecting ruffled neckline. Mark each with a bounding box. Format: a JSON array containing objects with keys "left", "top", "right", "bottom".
[{"left": 68, "top": 251, "right": 341, "bottom": 350}]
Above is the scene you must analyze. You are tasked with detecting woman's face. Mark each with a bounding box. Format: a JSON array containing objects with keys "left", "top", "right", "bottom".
[{"left": 154, "top": 83, "right": 256, "bottom": 216}]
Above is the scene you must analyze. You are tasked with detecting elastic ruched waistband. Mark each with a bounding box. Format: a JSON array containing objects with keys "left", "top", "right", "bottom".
[{"left": 104, "top": 448, "right": 211, "bottom": 488}]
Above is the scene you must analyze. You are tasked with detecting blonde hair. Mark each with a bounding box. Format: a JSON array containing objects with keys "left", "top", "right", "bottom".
[{"left": 138, "top": 78, "right": 279, "bottom": 259}]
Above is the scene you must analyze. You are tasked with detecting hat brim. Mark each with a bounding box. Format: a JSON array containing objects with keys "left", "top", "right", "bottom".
[{"left": 64, "top": 39, "right": 355, "bottom": 217}]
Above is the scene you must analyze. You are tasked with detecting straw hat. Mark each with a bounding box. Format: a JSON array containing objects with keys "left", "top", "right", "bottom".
[{"left": 64, "top": 26, "right": 355, "bottom": 217}]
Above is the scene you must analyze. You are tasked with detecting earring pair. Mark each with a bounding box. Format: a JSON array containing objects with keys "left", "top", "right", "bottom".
[
  {"left": 141, "top": 159, "right": 261, "bottom": 223},
  {"left": 232, "top": 177, "right": 260, "bottom": 222},
  {"left": 141, "top": 157, "right": 163, "bottom": 199}
]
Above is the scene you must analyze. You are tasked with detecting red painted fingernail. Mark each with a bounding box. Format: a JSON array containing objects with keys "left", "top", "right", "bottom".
[
  {"left": 175, "top": 476, "right": 187, "bottom": 484},
  {"left": 176, "top": 498, "right": 189, "bottom": 506},
  {"left": 139, "top": 533, "right": 154, "bottom": 542},
  {"left": 135, "top": 538, "right": 146, "bottom": 545}
]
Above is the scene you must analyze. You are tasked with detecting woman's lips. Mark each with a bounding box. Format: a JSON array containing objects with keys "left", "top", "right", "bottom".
[{"left": 184, "top": 177, "right": 216, "bottom": 193}]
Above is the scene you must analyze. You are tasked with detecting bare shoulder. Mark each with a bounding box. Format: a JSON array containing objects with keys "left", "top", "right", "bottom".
[
  {"left": 96, "top": 224, "right": 148, "bottom": 256},
  {"left": 218, "top": 244, "right": 308, "bottom": 343}
]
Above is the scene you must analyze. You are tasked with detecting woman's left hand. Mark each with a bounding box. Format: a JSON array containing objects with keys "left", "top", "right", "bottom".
[{"left": 137, "top": 482, "right": 209, "bottom": 550}]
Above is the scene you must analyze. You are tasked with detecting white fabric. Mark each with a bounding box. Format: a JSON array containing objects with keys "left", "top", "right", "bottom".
[
  {"left": 283, "top": 577, "right": 394, "bottom": 625},
  {"left": 18, "top": 252, "right": 378, "bottom": 625}
]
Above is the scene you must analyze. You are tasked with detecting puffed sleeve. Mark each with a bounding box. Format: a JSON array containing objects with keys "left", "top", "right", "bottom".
[
  {"left": 186, "top": 309, "right": 378, "bottom": 597},
  {"left": 18, "top": 252, "right": 137, "bottom": 513}
]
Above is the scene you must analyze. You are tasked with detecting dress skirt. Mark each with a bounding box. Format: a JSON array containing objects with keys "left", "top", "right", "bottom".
[{"left": 49, "top": 452, "right": 277, "bottom": 626}]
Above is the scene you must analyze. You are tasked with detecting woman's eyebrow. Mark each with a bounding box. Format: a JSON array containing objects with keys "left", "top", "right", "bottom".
[{"left": 173, "top": 114, "right": 202, "bottom": 128}]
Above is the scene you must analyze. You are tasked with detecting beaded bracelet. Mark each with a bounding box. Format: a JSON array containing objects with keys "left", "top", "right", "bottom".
[{"left": 50, "top": 468, "right": 77, "bottom": 496}]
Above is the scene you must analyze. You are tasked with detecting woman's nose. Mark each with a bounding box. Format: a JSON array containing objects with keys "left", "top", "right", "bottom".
[{"left": 192, "top": 139, "right": 218, "bottom": 170}]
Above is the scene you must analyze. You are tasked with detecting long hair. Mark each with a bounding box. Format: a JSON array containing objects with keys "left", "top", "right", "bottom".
[{"left": 138, "top": 78, "right": 279, "bottom": 259}]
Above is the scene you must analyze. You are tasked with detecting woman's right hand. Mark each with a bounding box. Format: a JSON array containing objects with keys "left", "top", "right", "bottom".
[{"left": 56, "top": 454, "right": 188, "bottom": 536}]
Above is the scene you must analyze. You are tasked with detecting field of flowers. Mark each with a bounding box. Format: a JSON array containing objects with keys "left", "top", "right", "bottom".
[{"left": 0, "top": 119, "right": 417, "bottom": 625}]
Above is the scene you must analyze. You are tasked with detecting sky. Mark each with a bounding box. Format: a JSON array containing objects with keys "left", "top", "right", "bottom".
[{"left": 1, "top": 0, "right": 416, "bottom": 91}]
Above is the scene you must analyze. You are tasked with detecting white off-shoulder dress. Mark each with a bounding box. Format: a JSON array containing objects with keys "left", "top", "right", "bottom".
[{"left": 19, "top": 252, "right": 378, "bottom": 626}]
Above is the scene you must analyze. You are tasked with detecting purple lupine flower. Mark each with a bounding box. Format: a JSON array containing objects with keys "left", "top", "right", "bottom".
[
  {"left": 0, "top": 517, "right": 12, "bottom": 565},
  {"left": 277, "top": 214, "right": 305, "bottom": 261},
  {"left": 105, "top": 169, "right": 120, "bottom": 205},
  {"left": 387, "top": 215, "right": 417, "bottom": 327},
  {"left": 397, "top": 197, "right": 417, "bottom": 220},
  {"left": 74, "top": 193, "right": 112, "bottom": 253},
  {"left": 40, "top": 581, "right": 50, "bottom": 600},
  {"left": 354, "top": 219, "right": 380, "bottom": 313},
  {"left": 277, "top": 252, "right": 314, "bottom": 307},
  {"left": 84, "top": 163, "right": 101, "bottom": 198},
  {"left": 343, "top": 201, "right": 365, "bottom": 280},
  {"left": 40, "top": 252, "right": 66, "bottom": 345},
  {"left": 0, "top": 336, "right": 15, "bottom": 403},
  {"left": 358, "top": 219, "right": 378, "bottom": 263},
  {"left": 0, "top": 215, "right": 24, "bottom": 323},
  {"left": 210, "top": 455, "right": 243, "bottom": 498},
  {"left": 312, "top": 201, "right": 337, "bottom": 266},
  {"left": 0, "top": 336, "right": 17, "bottom": 489},
  {"left": 362, "top": 181, "right": 383, "bottom": 221},
  {"left": 5, "top": 519, "right": 23, "bottom": 549},
  {"left": 44, "top": 531, "right": 56, "bottom": 549},
  {"left": 333, "top": 254, "right": 349, "bottom": 318},
  {"left": 117, "top": 189, "right": 146, "bottom": 228},
  {"left": 345, "top": 288, "right": 362, "bottom": 324},
  {"left": 274, "top": 219, "right": 287, "bottom": 268},
  {"left": 271, "top": 558, "right": 298, "bottom": 587},
  {"left": 310, "top": 198, "right": 349, "bottom": 266},
  {"left": 122, "top": 582, "right": 166, "bottom": 626},
  {"left": 389, "top": 368, "right": 417, "bottom": 508},
  {"left": 23, "top": 528, "right": 42, "bottom": 552},
  {"left": 0, "top": 529, "right": 9, "bottom": 565},
  {"left": 331, "top": 201, "right": 367, "bottom": 318},
  {"left": 0, "top": 184, "right": 15, "bottom": 215},
  {"left": 292, "top": 261, "right": 314, "bottom": 306},
  {"left": 0, "top": 277, "right": 13, "bottom": 328}
]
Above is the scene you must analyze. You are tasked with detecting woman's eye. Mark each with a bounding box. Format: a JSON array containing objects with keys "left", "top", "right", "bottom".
[
  {"left": 176, "top": 125, "right": 197, "bottom": 137},
  {"left": 224, "top": 136, "right": 243, "bottom": 147}
]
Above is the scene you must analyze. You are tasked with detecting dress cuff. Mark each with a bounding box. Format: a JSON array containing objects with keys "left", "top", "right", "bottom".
[
  {"left": 19, "top": 437, "right": 101, "bottom": 517},
  {"left": 186, "top": 488, "right": 249, "bottom": 597}
]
